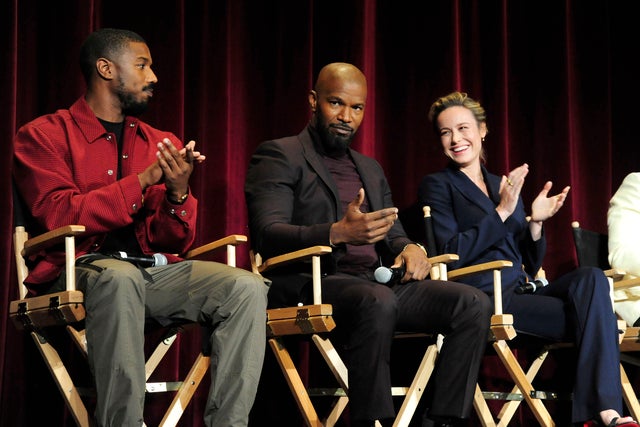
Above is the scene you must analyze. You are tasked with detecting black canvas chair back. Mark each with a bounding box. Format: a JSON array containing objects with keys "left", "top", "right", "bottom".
[
  {"left": 422, "top": 206, "right": 438, "bottom": 257},
  {"left": 13, "top": 180, "right": 26, "bottom": 228},
  {"left": 571, "top": 222, "right": 610, "bottom": 269}
]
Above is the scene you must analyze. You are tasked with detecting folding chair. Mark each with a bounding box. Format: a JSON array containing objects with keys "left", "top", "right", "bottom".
[
  {"left": 251, "top": 246, "right": 347, "bottom": 427},
  {"left": 423, "top": 206, "right": 570, "bottom": 427},
  {"left": 571, "top": 221, "right": 640, "bottom": 420},
  {"left": 423, "top": 207, "right": 640, "bottom": 426},
  {"left": 251, "top": 246, "right": 443, "bottom": 427},
  {"left": 8, "top": 185, "right": 248, "bottom": 427}
]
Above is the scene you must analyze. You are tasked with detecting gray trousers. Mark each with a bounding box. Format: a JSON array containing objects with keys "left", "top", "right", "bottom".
[{"left": 66, "top": 258, "right": 268, "bottom": 427}]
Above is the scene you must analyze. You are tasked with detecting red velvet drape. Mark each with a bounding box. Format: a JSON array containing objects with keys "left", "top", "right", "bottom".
[{"left": 2, "top": 1, "right": 638, "bottom": 425}]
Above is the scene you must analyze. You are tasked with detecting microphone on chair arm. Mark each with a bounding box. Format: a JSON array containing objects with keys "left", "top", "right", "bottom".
[
  {"left": 515, "top": 278, "right": 549, "bottom": 294},
  {"left": 111, "top": 251, "right": 168, "bottom": 267}
]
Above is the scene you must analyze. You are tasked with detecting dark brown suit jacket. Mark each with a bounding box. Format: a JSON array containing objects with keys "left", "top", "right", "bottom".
[{"left": 245, "top": 125, "right": 412, "bottom": 272}]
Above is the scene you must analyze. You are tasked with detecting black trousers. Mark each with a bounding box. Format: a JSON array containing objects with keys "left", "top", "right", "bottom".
[{"left": 268, "top": 272, "right": 492, "bottom": 423}]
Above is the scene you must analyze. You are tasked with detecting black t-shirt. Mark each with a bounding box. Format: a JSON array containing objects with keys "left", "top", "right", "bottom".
[{"left": 97, "top": 118, "right": 141, "bottom": 254}]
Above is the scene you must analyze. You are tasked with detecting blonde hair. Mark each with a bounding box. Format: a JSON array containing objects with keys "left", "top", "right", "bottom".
[{"left": 428, "top": 91, "right": 488, "bottom": 163}]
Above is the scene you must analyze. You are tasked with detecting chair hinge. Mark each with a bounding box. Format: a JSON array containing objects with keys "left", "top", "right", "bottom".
[
  {"left": 48, "top": 295, "right": 67, "bottom": 324},
  {"left": 16, "top": 301, "right": 34, "bottom": 330},
  {"left": 295, "top": 308, "right": 313, "bottom": 334}
]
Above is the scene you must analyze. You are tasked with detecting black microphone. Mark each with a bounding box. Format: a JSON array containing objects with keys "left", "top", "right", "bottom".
[
  {"left": 374, "top": 265, "right": 406, "bottom": 284},
  {"left": 112, "top": 251, "right": 168, "bottom": 267},
  {"left": 515, "top": 278, "right": 549, "bottom": 294}
]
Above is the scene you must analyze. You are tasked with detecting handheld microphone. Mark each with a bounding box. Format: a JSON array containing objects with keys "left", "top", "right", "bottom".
[
  {"left": 515, "top": 278, "right": 549, "bottom": 294},
  {"left": 374, "top": 266, "right": 406, "bottom": 284},
  {"left": 112, "top": 251, "right": 168, "bottom": 267}
]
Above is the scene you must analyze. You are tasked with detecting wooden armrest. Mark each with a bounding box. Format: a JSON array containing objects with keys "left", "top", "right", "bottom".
[
  {"left": 428, "top": 257, "right": 516, "bottom": 340},
  {"left": 257, "top": 246, "right": 332, "bottom": 275},
  {"left": 22, "top": 225, "right": 85, "bottom": 257},
  {"left": 613, "top": 276, "right": 640, "bottom": 292},
  {"left": 604, "top": 268, "right": 627, "bottom": 281},
  {"left": 447, "top": 260, "right": 513, "bottom": 281},
  {"left": 183, "top": 234, "right": 248, "bottom": 259},
  {"left": 427, "top": 253, "right": 459, "bottom": 264}
]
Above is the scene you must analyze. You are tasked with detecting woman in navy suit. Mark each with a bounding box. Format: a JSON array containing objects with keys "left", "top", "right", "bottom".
[{"left": 418, "top": 91, "right": 637, "bottom": 427}]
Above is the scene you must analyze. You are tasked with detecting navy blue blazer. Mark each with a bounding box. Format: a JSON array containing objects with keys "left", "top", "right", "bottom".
[{"left": 418, "top": 163, "right": 546, "bottom": 304}]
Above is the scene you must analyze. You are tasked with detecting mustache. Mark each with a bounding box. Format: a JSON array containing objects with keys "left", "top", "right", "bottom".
[
  {"left": 143, "top": 82, "right": 156, "bottom": 91},
  {"left": 330, "top": 124, "right": 353, "bottom": 133}
]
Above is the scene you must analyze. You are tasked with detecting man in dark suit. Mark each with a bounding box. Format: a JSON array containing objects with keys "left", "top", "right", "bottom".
[{"left": 244, "top": 62, "right": 492, "bottom": 427}]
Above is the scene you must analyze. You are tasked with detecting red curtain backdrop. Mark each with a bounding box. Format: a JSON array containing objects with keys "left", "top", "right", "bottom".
[{"left": 1, "top": 1, "right": 638, "bottom": 425}]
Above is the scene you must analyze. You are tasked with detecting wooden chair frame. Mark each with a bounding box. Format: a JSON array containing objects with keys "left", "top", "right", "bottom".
[
  {"left": 9, "top": 219, "right": 247, "bottom": 427},
  {"left": 253, "top": 246, "right": 442, "bottom": 427},
  {"left": 421, "top": 207, "right": 640, "bottom": 426},
  {"left": 571, "top": 220, "right": 640, "bottom": 420},
  {"left": 252, "top": 246, "right": 347, "bottom": 427},
  {"left": 423, "top": 206, "right": 569, "bottom": 427}
]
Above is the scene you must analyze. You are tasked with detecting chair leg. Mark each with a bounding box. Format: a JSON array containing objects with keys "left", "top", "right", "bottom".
[
  {"left": 158, "top": 352, "right": 210, "bottom": 427},
  {"left": 31, "top": 331, "right": 90, "bottom": 427},
  {"left": 67, "top": 326, "right": 88, "bottom": 358},
  {"left": 495, "top": 347, "right": 549, "bottom": 425},
  {"left": 473, "top": 384, "right": 497, "bottom": 427},
  {"left": 392, "top": 343, "right": 438, "bottom": 427},
  {"left": 269, "top": 337, "right": 325, "bottom": 427},
  {"left": 145, "top": 331, "right": 178, "bottom": 380},
  {"left": 621, "top": 363, "right": 640, "bottom": 420},
  {"left": 312, "top": 334, "right": 349, "bottom": 427},
  {"left": 492, "top": 340, "right": 554, "bottom": 427},
  {"left": 324, "top": 396, "right": 349, "bottom": 427},
  {"left": 312, "top": 334, "right": 349, "bottom": 389}
]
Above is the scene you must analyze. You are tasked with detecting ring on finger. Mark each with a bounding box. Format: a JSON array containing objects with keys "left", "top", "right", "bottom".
[{"left": 506, "top": 178, "right": 514, "bottom": 186}]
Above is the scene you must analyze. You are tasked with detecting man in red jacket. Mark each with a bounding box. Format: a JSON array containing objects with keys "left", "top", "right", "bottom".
[{"left": 13, "top": 28, "right": 268, "bottom": 427}]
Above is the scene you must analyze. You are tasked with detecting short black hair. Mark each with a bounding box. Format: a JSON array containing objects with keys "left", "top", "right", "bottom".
[{"left": 79, "top": 28, "right": 146, "bottom": 84}]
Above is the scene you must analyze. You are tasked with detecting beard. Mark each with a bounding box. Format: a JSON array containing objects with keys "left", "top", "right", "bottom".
[
  {"left": 116, "top": 77, "right": 153, "bottom": 117},
  {"left": 316, "top": 117, "right": 355, "bottom": 156}
]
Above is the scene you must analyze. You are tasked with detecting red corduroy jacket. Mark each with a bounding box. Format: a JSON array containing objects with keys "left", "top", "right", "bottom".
[{"left": 13, "top": 97, "right": 197, "bottom": 294}]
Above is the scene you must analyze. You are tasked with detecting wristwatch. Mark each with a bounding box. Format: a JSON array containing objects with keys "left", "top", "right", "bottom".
[
  {"left": 169, "top": 191, "right": 189, "bottom": 205},
  {"left": 402, "top": 242, "right": 427, "bottom": 255}
]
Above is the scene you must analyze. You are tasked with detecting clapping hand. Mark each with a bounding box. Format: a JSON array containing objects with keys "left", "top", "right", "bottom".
[
  {"left": 530, "top": 181, "right": 570, "bottom": 222},
  {"left": 496, "top": 163, "right": 529, "bottom": 221},
  {"left": 181, "top": 140, "right": 206, "bottom": 163},
  {"left": 138, "top": 139, "right": 205, "bottom": 191}
]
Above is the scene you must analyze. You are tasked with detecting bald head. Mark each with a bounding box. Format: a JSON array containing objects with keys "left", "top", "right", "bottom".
[
  {"left": 314, "top": 62, "right": 367, "bottom": 97},
  {"left": 309, "top": 63, "right": 367, "bottom": 155}
]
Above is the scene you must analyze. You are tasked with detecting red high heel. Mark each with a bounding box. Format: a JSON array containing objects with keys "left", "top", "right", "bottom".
[{"left": 583, "top": 418, "right": 640, "bottom": 427}]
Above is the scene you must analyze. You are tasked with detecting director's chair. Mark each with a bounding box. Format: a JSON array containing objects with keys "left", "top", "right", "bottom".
[
  {"left": 424, "top": 207, "right": 640, "bottom": 426},
  {"left": 252, "top": 246, "right": 443, "bottom": 427},
  {"left": 571, "top": 220, "right": 640, "bottom": 420},
  {"left": 423, "top": 205, "right": 567, "bottom": 427},
  {"left": 9, "top": 185, "right": 249, "bottom": 427}
]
